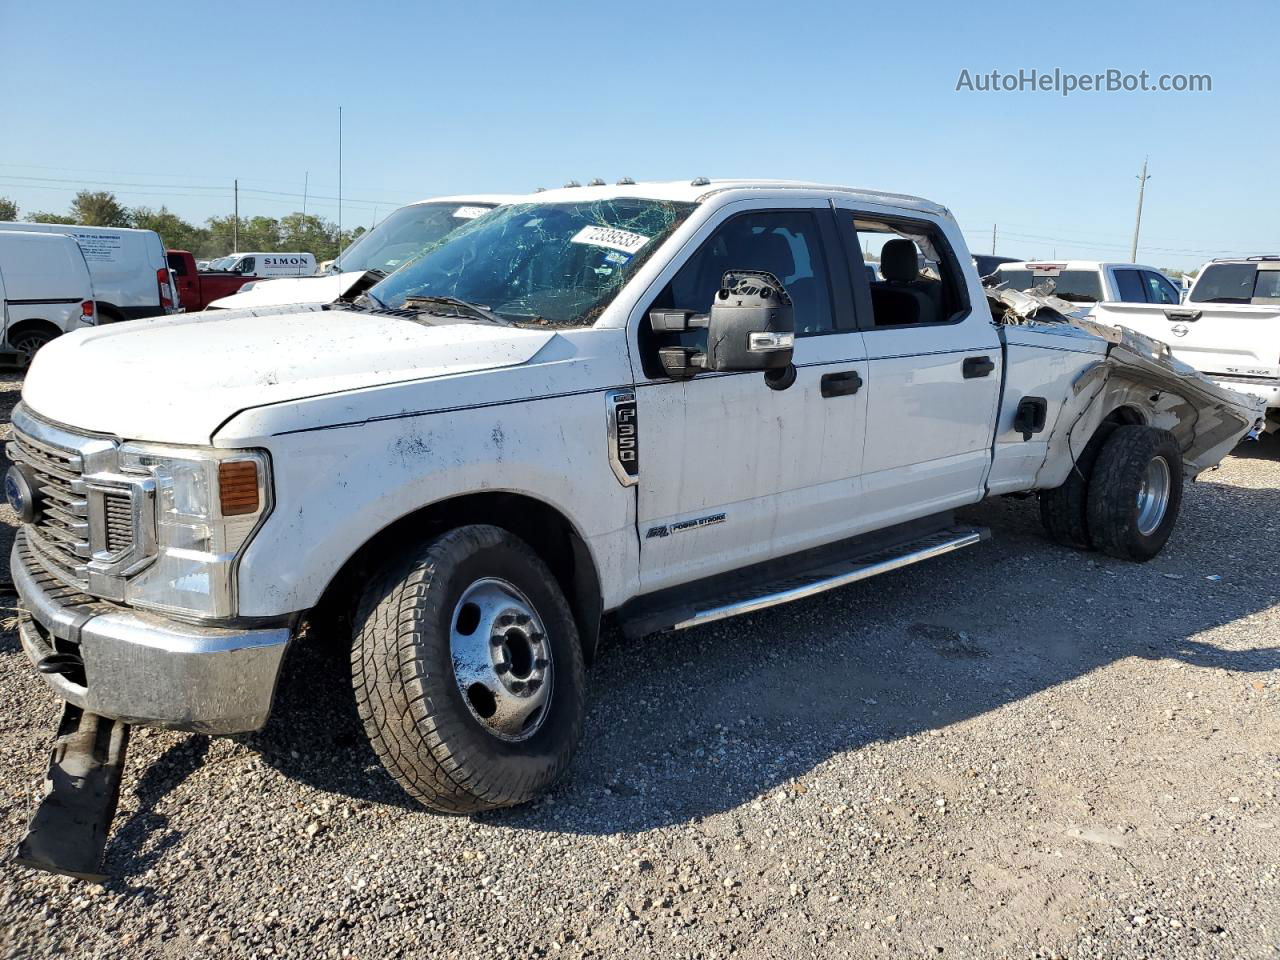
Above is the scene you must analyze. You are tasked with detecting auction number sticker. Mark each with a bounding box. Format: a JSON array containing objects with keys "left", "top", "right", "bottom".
[
  {"left": 570, "top": 225, "right": 651, "bottom": 255},
  {"left": 453, "top": 206, "right": 490, "bottom": 219}
]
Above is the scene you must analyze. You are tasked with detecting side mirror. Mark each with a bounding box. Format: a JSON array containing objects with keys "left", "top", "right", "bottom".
[
  {"left": 705, "top": 271, "right": 795, "bottom": 372},
  {"left": 650, "top": 270, "right": 795, "bottom": 379}
]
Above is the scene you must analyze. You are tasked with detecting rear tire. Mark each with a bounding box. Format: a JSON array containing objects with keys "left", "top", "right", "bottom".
[
  {"left": 1086, "top": 425, "right": 1183, "bottom": 561},
  {"left": 10, "top": 329, "right": 57, "bottom": 368},
  {"left": 1038, "top": 431, "right": 1107, "bottom": 549},
  {"left": 352, "top": 524, "right": 586, "bottom": 813}
]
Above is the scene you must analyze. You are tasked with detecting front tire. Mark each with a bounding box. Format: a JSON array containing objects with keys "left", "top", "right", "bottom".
[
  {"left": 352, "top": 525, "right": 586, "bottom": 813},
  {"left": 1086, "top": 425, "right": 1183, "bottom": 561}
]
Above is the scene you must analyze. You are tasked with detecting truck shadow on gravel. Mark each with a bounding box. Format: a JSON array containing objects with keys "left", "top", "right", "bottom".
[{"left": 249, "top": 478, "right": 1280, "bottom": 836}]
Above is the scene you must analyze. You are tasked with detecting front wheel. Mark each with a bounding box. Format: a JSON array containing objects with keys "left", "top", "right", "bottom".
[
  {"left": 1086, "top": 425, "right": 1183, "bottom": 561},
  {"left": 352, "top": 525, "right": 585, "bottom": 813}
]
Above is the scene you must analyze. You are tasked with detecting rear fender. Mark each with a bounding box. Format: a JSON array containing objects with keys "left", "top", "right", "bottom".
[{"left": 1036, "top": 323, "right": 1264, "bottom": 487}]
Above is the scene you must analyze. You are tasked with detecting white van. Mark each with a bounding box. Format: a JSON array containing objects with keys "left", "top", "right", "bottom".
[
  {"left": 0, "top": 231, "right": 97, "bottom": 365},
  {"left": 223, "top": 252, "right": 317, "bottom": 278},
  {"left": 0, "top": 222, "right": 174, "bottom": 321}
]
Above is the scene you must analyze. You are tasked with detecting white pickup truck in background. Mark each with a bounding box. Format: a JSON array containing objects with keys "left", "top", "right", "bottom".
[
  {"left": 993, "top": 260, "right": 1182, "bottom": 311},
  {"left": 1091, "top": 256, "right": 1280, "bottom": 434},
  {"left": 7, "top": 179, "right": 1262, "bottom": 879}
]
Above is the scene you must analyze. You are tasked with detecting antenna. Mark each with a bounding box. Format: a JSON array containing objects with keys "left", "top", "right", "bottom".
[
  {"left": 338, "top": 106, "right": 344, "bottom": 241},
  {"left": 302, "top": 171, "right": 309, "bottom": 218}
]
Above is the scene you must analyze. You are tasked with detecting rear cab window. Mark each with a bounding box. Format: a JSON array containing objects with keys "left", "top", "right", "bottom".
[
  {"left": 166, "top": 252, "right": 188, "bottom": 276},
  {"left": 995, "top": 265, "right": 1103, "bottom": 304},
  {"left": 1192, "top": 262, "right": 1280, "bottom": 304}
]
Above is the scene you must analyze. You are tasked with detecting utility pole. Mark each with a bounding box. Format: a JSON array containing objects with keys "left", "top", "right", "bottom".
[
  {"left": 337, "top": 106, "right": 343, "bottom": 242},
  {"left": 233, "top": 179, "right": 239, "bottom": 253},
  {"left": 1130, "top": 157, "right": 1151, "bottom": 262},
  {"left": 991, "top": 224, "right": 997, "bottom": 255},
  {"left": 302, "top": 171, "right": 309, "bottom": 218}
]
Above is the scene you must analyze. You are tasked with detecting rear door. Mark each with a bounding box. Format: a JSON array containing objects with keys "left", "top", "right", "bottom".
[{"left": 831, "top": 202, "right": 1001, "bottom": 531}]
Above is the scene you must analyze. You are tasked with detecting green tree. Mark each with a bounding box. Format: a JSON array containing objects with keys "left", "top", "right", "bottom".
[
  {"left": 131, "top": 206, "right": 210, "bottom": 253},
  {"left": 27, "top": 211, "right": 76, "bottom": 224},
  {"left": 0, "top": 197, "right": 18, "bottom": 221},
  {"left": 71, "top": 190, "right": 131, "bottom": 227}
]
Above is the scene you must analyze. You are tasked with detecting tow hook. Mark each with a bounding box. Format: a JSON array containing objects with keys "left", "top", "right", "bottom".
[{"left": 12, "top": 702, "right": 130, "bottom": 883}]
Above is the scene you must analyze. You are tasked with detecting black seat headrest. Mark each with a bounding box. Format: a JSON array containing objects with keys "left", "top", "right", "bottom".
[
  {"left": 725, "top": 229, "right": 795, "bottom": 282},
  {"left": 880, "top": 239, "right": 919, "bottom": 283}
]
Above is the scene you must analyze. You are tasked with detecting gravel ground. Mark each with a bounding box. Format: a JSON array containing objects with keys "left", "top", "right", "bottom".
[{"left": 0, "top": 374, "right": 1277, "bottom": 960}]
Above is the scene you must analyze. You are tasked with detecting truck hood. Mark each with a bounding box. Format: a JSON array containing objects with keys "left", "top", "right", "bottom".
[
  {"left": 21, "top": 306, "right": 557, "bottom": 444},
  {"left": 207, "top": 271, "right": 370, "bottom": 310}
]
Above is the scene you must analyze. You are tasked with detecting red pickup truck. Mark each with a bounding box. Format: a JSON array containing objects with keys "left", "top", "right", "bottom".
[{"left": 166, "top": 250, "right": 257, "bottom": 312}]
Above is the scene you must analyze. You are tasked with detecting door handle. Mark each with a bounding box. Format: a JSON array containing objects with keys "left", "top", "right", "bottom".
[
  {"left": 1164, "top": 309, "right": 1201, "bottom": 322},
  {"left": 820, "top": 370, "right": 863, "bottom": 398},
  {"left": 963, "top": 356, "right": 995, "bottom": 378}
]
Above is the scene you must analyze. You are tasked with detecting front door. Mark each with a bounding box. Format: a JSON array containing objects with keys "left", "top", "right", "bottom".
[{"left": 629, "top": 200, "right": 869, "bottom": 593}]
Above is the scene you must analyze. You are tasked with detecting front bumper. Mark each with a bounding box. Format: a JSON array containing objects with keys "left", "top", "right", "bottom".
[{"left": 13, "top": 533, "right": 291, "bottom": 734}]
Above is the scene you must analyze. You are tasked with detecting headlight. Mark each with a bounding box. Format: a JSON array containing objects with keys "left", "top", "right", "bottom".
[{"left": 118, "top": 443, "right": 271, "bottom": 620}]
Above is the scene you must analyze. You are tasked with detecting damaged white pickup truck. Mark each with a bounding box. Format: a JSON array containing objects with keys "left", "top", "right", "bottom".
[{"left": 8, "top": 180, "right": 1262, "bottom": 879}]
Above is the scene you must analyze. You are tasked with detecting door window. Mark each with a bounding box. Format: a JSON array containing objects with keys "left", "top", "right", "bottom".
[
  {"left": 840, "top": 214, "right": 967, "bottom": 327},
  {"left": 654, "top": 210, "right": 835, "bottom": 337},
  {"left": 1141, "top": 270, "right": 1181, "bottom": 304},
  {"left": 1113, "top": 268, "right": 1146, "bottom": 302}
]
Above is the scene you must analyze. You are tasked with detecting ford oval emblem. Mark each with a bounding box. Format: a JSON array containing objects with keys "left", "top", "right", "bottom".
[
  {"left": 1171, "top": 323, "right": 1189, "bottom": 337},
  {"left": 5, "top": 464, "right": 38, "bottom": 524}
]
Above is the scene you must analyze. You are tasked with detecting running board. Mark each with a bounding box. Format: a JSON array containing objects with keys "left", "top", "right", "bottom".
[{"left": 624, "top": 525, "right": 988, "bottom": 637}]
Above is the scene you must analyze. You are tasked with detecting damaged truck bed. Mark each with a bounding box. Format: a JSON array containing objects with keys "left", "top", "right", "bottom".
[{"left": 988, "top": 286, "right": 1265, "bottom": 487}]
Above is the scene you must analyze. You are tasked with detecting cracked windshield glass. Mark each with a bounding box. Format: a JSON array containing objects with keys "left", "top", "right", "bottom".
[
  {"left": 367, "top": 198, "right": 696, "bottom": 326},
  {"left": 332, "top": 201, "right": 495, "bottom": 274}
]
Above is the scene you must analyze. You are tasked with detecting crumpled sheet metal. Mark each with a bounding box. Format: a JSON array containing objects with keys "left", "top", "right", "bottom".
[{"left": 987, "top": 287, "right": 1266, "bottom": 481}]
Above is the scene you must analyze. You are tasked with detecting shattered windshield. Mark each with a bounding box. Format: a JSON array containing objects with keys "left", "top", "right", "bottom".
[
  {"left": 368, "top": 199, "right": 697, "bottom": 326},
  {"left": 333, "top": 202, "right": 497, "bottom": 275},
  {"left": 995, "top": 268, "right": 1104, "bottom": 303}
]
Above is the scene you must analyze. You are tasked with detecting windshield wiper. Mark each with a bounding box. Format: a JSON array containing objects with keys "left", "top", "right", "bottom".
[{"left": 400, "top": 295, "right": 512, "bottom": 326}]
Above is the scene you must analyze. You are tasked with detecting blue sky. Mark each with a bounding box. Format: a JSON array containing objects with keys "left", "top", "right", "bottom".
[{"left": 2, "top": 0, "right": 1274, "bottom": 270}]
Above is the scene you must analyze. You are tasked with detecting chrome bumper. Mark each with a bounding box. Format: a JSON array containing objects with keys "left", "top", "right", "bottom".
[{"left": 13, "top": 534, "right": 290, "bottom": 734}]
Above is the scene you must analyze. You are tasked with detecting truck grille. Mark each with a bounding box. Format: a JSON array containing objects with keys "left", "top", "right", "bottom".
[
  {"left": 8, "top": 404, "right": 154, "bottom": 598},
  {"left": 104, "top": 492, "right": 134, "bottom": 554},
  {"left": 9, "top": 426, "right": 91, "bottom": 584}
]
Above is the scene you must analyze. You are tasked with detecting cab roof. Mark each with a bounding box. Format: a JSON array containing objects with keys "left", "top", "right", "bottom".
[
  {"left": 407, "top": 194, "right": 527, "bottom": 207},
  {"left": 499, "top": 179, "right": 952, "bottom": 219}
]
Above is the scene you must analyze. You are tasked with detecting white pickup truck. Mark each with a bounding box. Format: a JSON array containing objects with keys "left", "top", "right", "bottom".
[
  {"left": 993, "top": 260, "right": 1182, "bottom": 311},
  {"left": 8, "top": 180, "right": 1260, "bottom": 879},
  {"left": 1091, "top": 256, "right": 1280, "bottom": 434}
]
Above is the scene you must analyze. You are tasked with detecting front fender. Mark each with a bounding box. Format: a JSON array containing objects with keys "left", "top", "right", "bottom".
[{"left": 233, "top": 391, "right": 637, "bottom": 617}]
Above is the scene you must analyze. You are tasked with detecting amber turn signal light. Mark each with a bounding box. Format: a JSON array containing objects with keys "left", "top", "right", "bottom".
[{"left": 218, "top": 460, "right": 260, "bottom": 516}]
